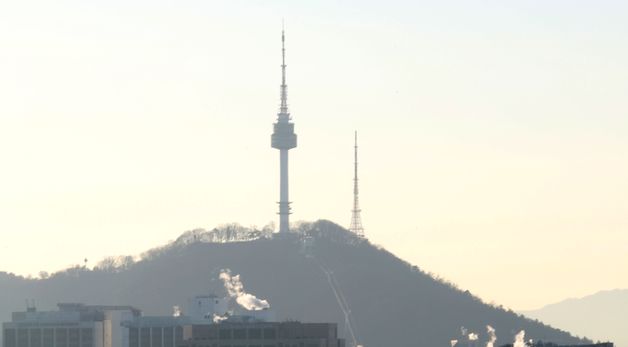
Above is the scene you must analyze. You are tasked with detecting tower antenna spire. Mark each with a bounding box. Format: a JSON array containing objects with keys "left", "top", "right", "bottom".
[
  {"left": 350, "top": 131, "right": 365, "bottom": 237},
  {"left": 279, "top": 24, "right": 288, "bottom": 117}
]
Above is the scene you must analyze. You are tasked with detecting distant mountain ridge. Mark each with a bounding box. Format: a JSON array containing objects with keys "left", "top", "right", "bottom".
[
  {"left": 0, "top": 220, "right": 587, "bottom": 347},
  {"left": 522, "top": 289, "right": 627, "bottom": 347}
]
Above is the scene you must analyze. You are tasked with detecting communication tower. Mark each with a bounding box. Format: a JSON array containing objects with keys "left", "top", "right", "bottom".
[
  {"left": 271, "top": 29, "right": 297, "bottom": 233},
  {"left": 349, "top": 131, "right": 365, "bottom": 237}
]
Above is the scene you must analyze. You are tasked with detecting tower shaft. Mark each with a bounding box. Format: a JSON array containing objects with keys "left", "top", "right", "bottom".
[
  {"left": 271, "top": 29, "right": 297, "bottom": 233},
  {"left": 279, "top": 149, "right": 290, "bottom": 232},
  {"left": 350, "top": 131, "right": 364, "bottom": 237}
]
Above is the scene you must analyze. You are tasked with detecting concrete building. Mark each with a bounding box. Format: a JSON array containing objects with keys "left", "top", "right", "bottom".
[
  {"left": 123, "top": 316, "right": 188, "bottom": 347},
  {"left": 121, "top": 295, "right": 226, "bottom": 347},
  {"left": 2, "top": 304, "right": 140, "bottom": 347},
  {"left": 185, "top": 296, "right": 228, "bottom": 322},
  {"left": 122, "top": 295, "right": 276, "bottom": 347},
  {"left": 4, "top": 298, "right": 342, "bottom": 347},
  {"left": 180, "top": 320, "right": 345, "bottom": 347},
  {"left": 524, "top": 343, "right": 614, "bottom": 347}
]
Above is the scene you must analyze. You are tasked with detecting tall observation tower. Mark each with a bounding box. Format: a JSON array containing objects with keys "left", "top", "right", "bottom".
[
  {"left": 271, "top": 30, "right": 297, "bottom": 233},
  {"left": 349, "top": 131, "right": 365, "bottom": 237}
]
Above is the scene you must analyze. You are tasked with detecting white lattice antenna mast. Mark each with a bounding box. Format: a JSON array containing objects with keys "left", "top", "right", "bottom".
[{"left": 349, "top": 131, "right": 365, "bottom": 237}]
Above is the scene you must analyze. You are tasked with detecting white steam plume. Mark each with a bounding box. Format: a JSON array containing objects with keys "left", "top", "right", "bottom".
[
  {"left": 514, "top": 330, "right": 526, "bottom": 347},
  {"left": 219, "top": 269, "right": 270, "bottom": 311},
  {"left": 212, "top": 313, "right": 228, "bottom": 323},
  {"left": 461, "top": 327, "right": 468, "bottom": 336},
  {"left": 486, "top": 326, "right": 497, "bottom": 347},
  {"left": 469, "top": 333, "right": 479, "bottom": 341}
]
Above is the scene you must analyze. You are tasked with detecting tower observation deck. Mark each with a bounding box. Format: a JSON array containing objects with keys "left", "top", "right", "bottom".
[{"left": 271, "top": 29, "right": 297, "bottom": 233}]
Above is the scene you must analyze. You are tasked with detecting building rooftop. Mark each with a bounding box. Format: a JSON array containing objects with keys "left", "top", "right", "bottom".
[{"left": 6, "top": 303, "right": 141, "bottom": 325}]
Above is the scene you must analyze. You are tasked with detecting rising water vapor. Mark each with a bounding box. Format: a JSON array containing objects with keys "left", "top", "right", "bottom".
[
  {"left": 212, "top": 313, "right": 228, "bottom": 323},
  {"left": 219, "top": 269, "right": 270, "bottom": 311},
  {"left": 486, "top": 325, "right": 497, "bottom": 347},
  {"left": 514, "top": 330, "right": 526, "bottom": 347}
]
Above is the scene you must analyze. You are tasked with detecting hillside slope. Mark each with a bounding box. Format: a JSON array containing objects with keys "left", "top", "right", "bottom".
[
  {"left": 0, "top": 221, "right": 585, "bottom": 347},
  {"left": 522, "top": 289, "right": 627, "bottom": 347}
]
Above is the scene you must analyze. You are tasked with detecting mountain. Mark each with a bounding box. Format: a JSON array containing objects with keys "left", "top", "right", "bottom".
[
  {"left": 522, "top": 289, "right": 627, "bottom": 347},
  {"left": 0, "top": 220, "right": 586, "bottom": 347}
]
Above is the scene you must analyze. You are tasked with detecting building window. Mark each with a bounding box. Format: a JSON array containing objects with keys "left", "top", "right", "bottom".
[
  {"left": 163, "top": 327, "right": 173, "bottom": 347},
  {"left": 4, "top": 328, "right": 17, "bottom": 347},
  {"left": 68, "top": 328, "right": 79, "bottom": 347},
  {"left": 129, "top": 328, "right": 139, "bottom": 347},
  {"left": 17, "top": 329, "right": 28, "bottom": 347},
  {"left": 79, "top": 328, "right": 92, "bottom": 347},
  {"left": 262, "top": 329, "right": 276, "bottom": 340},
  {"left": 219, "top": 330, "right": 231, "bottom": 340},
  {"left": 247, "top": 329, "right": 261, "bottom": 340},
  {"left": 140, "top": 328, "right": 150, "bottom": 347},
  {"left": 175, "top": 327, "right": 183, "bottom": 345},
  {"left": 55, "top": 328, "right": 68, "bottom": 347},
  {"left": 42, "top": 329, "right": 54, "bottom": 347},
  {"left": 30, "top": 328, "right": 42, "bottom": 347},
  {"left": 232, "top": 330, "right": 246, "bottom": 340},
  {"left": 151, "top": 328, "right": 162, "bottom": 347}
]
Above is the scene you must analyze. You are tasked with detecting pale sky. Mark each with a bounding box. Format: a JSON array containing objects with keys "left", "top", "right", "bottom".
[{"left": 0, "top": 0, "right": 626, "bottom": 311}]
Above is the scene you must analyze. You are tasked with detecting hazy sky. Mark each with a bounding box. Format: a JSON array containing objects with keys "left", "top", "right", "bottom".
[{"left": 0, "top": 0, "right": 626, "bottom": 311}]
